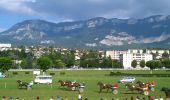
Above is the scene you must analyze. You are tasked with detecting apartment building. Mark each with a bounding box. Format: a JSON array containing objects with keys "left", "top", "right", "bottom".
[
  {"left": 120, "top": 53, "right": 153, "bottom": 69},
  {"left": 106, "top": 50, "right": 127, "bottom": 60}
]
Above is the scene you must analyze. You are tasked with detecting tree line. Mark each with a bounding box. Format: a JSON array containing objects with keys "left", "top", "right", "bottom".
[
  {"left": 131, "top": 59, "right": 170, "bottom": 70},
  {"left": 0, "top": 49, "right": 122, "bottom": 73}
]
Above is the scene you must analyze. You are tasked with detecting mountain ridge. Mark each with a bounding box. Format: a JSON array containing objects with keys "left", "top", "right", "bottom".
[{"left": 1, "top": 15, "right": 170, "bottom": 49}]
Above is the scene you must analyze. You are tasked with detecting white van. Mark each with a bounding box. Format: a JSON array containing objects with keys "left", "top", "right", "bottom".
[{"left": 34, "top": 75, "right": 52, "bottom": 84}]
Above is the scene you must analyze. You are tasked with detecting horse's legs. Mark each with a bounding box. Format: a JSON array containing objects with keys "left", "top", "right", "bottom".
[
  {"left": 107, "top": 88, "right": 109, "bottom": 92},
  {"left": 99, "top": 88, "right": 102, "bottom": 93}
]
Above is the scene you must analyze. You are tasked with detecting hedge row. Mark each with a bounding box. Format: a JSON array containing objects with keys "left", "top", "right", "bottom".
[{"left": 110, "top": 71, "right": 170, "bottom": 77}]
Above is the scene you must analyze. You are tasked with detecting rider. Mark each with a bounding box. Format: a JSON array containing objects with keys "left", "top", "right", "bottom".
[
  {"left": 113, "top": 83, "right": 119, "bottom": 89},
  {"left": 149, "top": 81, "right": 155, "bottom": 86},
  {"left": 143, "top": 84, "right": 149, "bottom": 90}
]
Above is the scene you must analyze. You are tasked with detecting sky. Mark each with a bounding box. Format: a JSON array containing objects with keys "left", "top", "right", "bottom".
[{"left": 1, "top": 0, "right": 170, "bottom": 31}]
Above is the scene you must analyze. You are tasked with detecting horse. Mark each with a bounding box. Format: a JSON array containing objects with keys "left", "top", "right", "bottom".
[
  {"left": 136, "top": 81, "right": 145, "bottom": 88},
  {"left": 16, "top": 80, "right": 29, "bottom": 89},
  {"left": 136, "top": 81, "right": 155, "bottom": 91},
  {"left": 125, "top": 83, "right": 144, "bottom": 93},
  {"left": 97, "top": 82, "right": 114, "bottom": 93},
  {"left": 67, "top": 82, "right": 80, "bottom": 91},
  {"left": 161, "top": 87, "right": 170, "bottom": 98},
  {"left": 58, "top": 80, "right": 71, "bottom": 87}
]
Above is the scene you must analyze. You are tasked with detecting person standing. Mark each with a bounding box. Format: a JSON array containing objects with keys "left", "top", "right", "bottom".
[{"left": 78, "top": 93, "right": 82, "bottom": 100}]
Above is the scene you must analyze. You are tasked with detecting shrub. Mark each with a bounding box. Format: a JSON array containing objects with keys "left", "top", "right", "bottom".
[
  {"left": 25, "top": 72, "right": 30, "bottom": 74},
  {"left": 116, "top": 71, "right": 122, "bottom": 75},
  {"left": 110, "top": 71, "right": 115, "bottom": 75},
  {"left": 60, "top": 71, "right": 66, "bottom": 75},
  {"left": 50, "top": 73, "right": 55, "bottom": 76},
  {"left": 13, "top": 72, "right": 18, "bottom": 75}
]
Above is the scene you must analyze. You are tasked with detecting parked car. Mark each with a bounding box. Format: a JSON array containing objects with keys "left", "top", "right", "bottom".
[
  {"left": 119, "top": 76, "right": 136, "bottom": 83},
  {"left": 0, "top": 72, "right": 5, "bottom": 78}
]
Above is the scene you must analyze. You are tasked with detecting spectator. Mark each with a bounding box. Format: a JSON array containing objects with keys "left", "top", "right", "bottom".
[
  {"left": 124, "top": 98, "right": 127, "bottom": 100},
  {"left": 159, "top": 96, "right": 163, "bottom": 100},
  {"left": 148, "top": 96, "right": 154, "bottom": 100},
  {"left": 2, "top": 96, "right": 6, "bottom": 100},
  {"left": 131, "top": 96, "right": 134, "bottom": 100},
  {"left": 136, "top": 96, "right": 140, "bottom": 100},
  {"left": 16, "top": 97, "right": 19, "bottom": 100},
  {"left": 100, "top": 98, "right": 103, "bottom": 100},
  {"left": 84, "top": 98, "right": 88, "bottom": 100},
  {"left": 9, "top": 96, "right": 13, "bottom": 100},
  {"left": 63, "top": 96, "right": 68, "bottom": 100},
  {"left": 36, "top": 96, "right": 40, "bottom": 100},
  {"left": 56, "top": 96, "right": 61, "bottom": 100},
  {"left": 142, "top": 97, "right": 146, "bottom": 100},
  {"left": 78, "top": 93, "right": 82, "bottom": 100},
  {"left": 50, "top": 96, "right": 54, "bottom": 100},
  {"left": 154, "top": 96, "right": 158, "bottom": 100}
]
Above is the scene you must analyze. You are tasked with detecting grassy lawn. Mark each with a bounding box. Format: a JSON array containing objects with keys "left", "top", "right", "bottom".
[{"left": 0, "top": 70, "right": 169, "bottom": 100}]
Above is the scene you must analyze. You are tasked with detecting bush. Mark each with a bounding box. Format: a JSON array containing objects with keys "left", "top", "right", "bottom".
[
  {"left": 60, "top": 71, "right": 66, "bottom": 75},
  {"left": 25, "top": 72, "right": 30, "bottom": 74},
  {"left": 116, "top": 71, "right": 122, "bottom": 75},
  {"left": 50, "top": 73, "right": 55, "bottom": 76},
  {"left": 13, "top": 72, "right": 18, "bottom": 75}
]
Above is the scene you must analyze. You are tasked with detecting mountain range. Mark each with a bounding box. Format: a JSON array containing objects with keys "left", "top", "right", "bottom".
[{"left": 1, "top": 15, "right": 170, "bottom": 49}]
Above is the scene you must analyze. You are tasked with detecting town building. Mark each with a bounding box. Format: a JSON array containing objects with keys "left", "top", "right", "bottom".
[
  {"left": 0, "top": 43, "right": 12, "bottom": 51},
  {"left": 120, "top": 53, "right": 153, "bottom": 69},
  {"left": 106, "top": 50, "right": 127, "bottom": 60}
]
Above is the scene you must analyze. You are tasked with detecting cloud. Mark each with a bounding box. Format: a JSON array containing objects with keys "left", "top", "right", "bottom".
[
  {"left": 138, "top": 34, "right": 170, "bottom": 43},
  {"left": 1, "top": 0, "right": 170, "bottom": 23},
  {"left": 0, "top": 0, "right": 38, "bottom": 15},
  {"left": 100, "top": 32, "right": 170, "bottom": 46},
  {"left": 27, "top": 0, "right": 170, "bottom": 20},
  {"left": 85, "top": 43, "right": 97, "bottom": 47},
  {"left": 100, "top": 32, "right": 137, "bottom": 46},
  {"left": 0, "top": 28, "right": 5, "bottom": 32}
]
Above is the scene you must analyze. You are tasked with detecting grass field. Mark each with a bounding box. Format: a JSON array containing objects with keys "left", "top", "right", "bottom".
[{"left": 0, "top": 70, "right": 170, "bottom": 100}]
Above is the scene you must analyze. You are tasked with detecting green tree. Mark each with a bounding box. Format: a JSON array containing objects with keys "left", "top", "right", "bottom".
[
  {"left": 80, "top": 51, "right": 99, "bottom": 68},
  {"left": 55, "top": 59, "right": 66, "bottom": 69},
  {"left": 162, "top": 52, "right": 169, "bottom": 59},
  {"left": 20, "top": 59, "right": 27, "bottom": 69},
  {"left": 162, "top": 58, "right": 170, "bottom": 68},
  {"left": 131, "top": 60, "right": 137, "bottom": 68},
  {"left": 146, "top": 60, "right": 162, "bottom": 74},
  {"left": 101, "top": 56, "right": 112, "bottom": 68},
  {"left": 112, "top": 60, "right": 122, "bottom": 68},
  {"left": 37, "top": 57, "right": 52, "bottom": 72},
  {"left": 140, "top": 60, "right": 145, "bottom": 68},
  {"left": 0, "top": 57, "right": 12, "bottom": 73},
  {"left": 64, "top": 52, "right": 75, "bottom": 67}
]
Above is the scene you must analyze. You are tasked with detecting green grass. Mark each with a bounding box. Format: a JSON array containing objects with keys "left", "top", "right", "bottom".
[{"left": 0, "top": 70, "right": 169, "bottom": 100}]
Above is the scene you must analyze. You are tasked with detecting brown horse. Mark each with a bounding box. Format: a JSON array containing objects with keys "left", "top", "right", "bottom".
[
  {"left": 67, "top": 82, "right": 80, "bottom": 90},
  {"left": 58, "top": 80, "right": 71, "bottom": 87},
  {"left": 125, "top": 83, "right": 144, "bottom": 93},
  {"left": 17, "top": 80, "right": 28, "bottom": 89},
  {"left": 97, "top": 82, "right": 114, "bottom": 93},
  {"left": 161, "top": 87, "right": 170, "bottom": 99},
  {"left": 136, "top": 81, "right": 155, "bottom": 91}
]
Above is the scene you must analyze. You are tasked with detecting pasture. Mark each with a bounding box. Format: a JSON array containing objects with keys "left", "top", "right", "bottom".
[{"left": 0, "top": 70, "right": 170, "bottom": 100}]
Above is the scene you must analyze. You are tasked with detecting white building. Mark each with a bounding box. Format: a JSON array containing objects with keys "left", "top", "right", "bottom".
[
  {"left": 128, "top": 49, "right": 144, "bottom": 54},
  {"left": 146, "top": 49, "right": 169, "bottom": 54},
  {"left": 120, "top": 53, "right": 153, "bottom": 69},
  {"left": 106, "top": 50, "right": 127, "bottom": 60},
  {"left": 0, "top": 43, "right": 12, "bottom": 51}
]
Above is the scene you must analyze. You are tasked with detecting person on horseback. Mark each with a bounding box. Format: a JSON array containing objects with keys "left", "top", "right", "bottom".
[
  {"left": 113, "top": 83, "right": 119, "bottom": 89},
  {"left": 143, "top": 84, "right": 149, "bottom": 90},
  {"left": 149, "top": 81, "right": 155, "bottom": 87}
]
